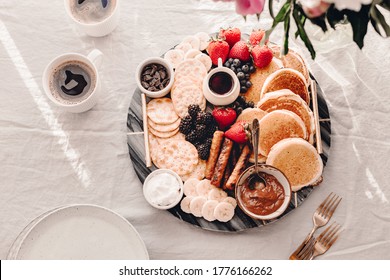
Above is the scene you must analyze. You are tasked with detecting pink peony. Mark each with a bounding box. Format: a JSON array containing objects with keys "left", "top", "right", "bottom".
[
  {"left": 235, "top": 0, "right": 266, "bottom": 15},
  {"left": 299, "top": 0, "right": 331, "bottom": 18}
]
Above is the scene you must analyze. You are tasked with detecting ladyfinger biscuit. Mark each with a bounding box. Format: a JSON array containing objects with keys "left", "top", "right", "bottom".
[{"left": 205, "top": 131, "right": 224, "bottom": 179}]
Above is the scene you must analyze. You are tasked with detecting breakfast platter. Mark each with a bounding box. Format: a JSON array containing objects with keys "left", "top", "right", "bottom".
[{"left": 127, "top": 28, "right": 331, "bottom": 232}]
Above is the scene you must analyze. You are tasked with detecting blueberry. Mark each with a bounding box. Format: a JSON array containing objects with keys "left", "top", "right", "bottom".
[
  {"left": 245, "top": 74, "right": 250, "bottom": 79},
  {"left": 228, "top": 58, "right": 234, "bottom": 63},
  {"left": 233, "top": 59, "right": 241, "bottom": 67},
  {"left": 240, "top": 86, "right": 248, "bottom": 93},
  {"left": 237, "top": 96, "right": 244, "bottom": 103},
  {"left": 242, "top": 65, "right": 249, "bottom": 73},
  {"left": 246, "top": 81, "right": 252, "bottom": 88},
  {"left": 236, "top": 68, "right": 242, "bottom": 73},
  {"left": 237, "top": 72, "right": 245, "bottom": 80},
  {"left": 250, "top": 66, "right": 255, "bottom": 73},
  {"left": 224, "top": 62, "right": 231, "bottom": 68},
  {"left": 230, "top": 66, "right": 236, "bottom": 73},
  {"left": 236, "top": 107, "right": 243, "bottom": 115}
]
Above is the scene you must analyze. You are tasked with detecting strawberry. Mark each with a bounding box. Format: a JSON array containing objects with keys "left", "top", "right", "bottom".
[
  {"left": 219, "top": 27, "right": 241, "bottom": 48},
  {"left": 224, "top": 121, "right": 250, "bottom": 144},
  {"left": 208, "top": 39, "right": 230, "bottom": 65},
  {"left": 212, "top": 107, "right": 237, "bottom": 130},
  {"left": 249, "top": 29, "right": 266, "bottom": 46},
  {"left": 251, "top": 45, "right": 273, "bottom": 68},
  {"left": 228, "top": 41, "right": 251, "bottom": 61}
]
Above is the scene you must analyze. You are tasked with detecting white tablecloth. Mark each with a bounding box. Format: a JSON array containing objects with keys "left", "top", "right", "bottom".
[{"left": 1, "top": 0, "right": 390, "bottom": 260}]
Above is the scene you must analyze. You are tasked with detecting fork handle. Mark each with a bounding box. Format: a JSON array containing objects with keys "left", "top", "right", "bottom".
[{"left": 303, "top": 225, "right": 319, "bottom": 244}]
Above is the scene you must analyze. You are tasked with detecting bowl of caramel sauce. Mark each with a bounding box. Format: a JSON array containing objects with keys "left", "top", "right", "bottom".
[{"left": 235, "top": 164, "right": 292, "bottom": 220}]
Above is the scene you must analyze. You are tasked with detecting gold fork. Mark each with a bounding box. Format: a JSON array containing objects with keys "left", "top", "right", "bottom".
[
  {"left": 306, "top": 192, "right": 342, "bottom": 242},
  {"left": 289, "top": 236, "right": 316, "bottom": 260},
  {"left": 289, "top": 193, "right": 341, "bottom": 259},
  {"left": 309, "top": 222, "right": 343, "bottom": 260}
]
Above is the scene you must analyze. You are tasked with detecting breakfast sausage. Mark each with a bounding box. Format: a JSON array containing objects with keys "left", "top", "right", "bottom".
[
  {"left": 225, "top": 145, "right": 251, "bottom": 190},
  {"left": 205, "top": 131, "right": 224, "bottom": 179},
  {"left": 210, "top": 138, "right": 233, "bottom": 188}
]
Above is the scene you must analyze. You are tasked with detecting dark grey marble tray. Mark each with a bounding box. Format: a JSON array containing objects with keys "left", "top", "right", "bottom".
[{"left": 127, "top": 73, "right": 331, "bottom": 232}]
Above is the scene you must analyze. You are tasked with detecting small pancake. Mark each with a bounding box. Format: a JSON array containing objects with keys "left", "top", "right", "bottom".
[
  {"left": 147, "top": 98, "right": 179, "bottom": 125},
  {"left": 261, "top": 68, "right": 310, "bottom": 104},
  {"left": 257, "top": 89, "right": 315, "bottom": 143},
  {"left": 148, "top": 126, "right": 179, "bottom": 138},
  {"left": 266, "top": 138, "right": 323, "bottom": 192},
  {"left": 259, "top": 110, "right": 307, "bottom": 156},
  {"left": 244, "top": 59, "right": 280, "bottom": 104},
  {"left": 236, "top": 108, "right": 268, "bottom": 161},
  {"left": 236, "top": 108, "right": 267, "bottom": 123},
  {"left": 271, "top": 45, "right": 309, "bottom": 82}
]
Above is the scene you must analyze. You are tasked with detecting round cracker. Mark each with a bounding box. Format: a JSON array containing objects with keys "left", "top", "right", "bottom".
[
  {"left": 147, "top": 98, "right": 179, "bottom": 125},
  {"left": 175, "top": 59, "right": 207, "bottom": 81},
  {"left": 156, "top": 140, "right": 198, "bottom": 176},
  {"left": 171, "top": 84, "right": 205, "bottom": 118},
  {"left": 148, "top": 117, "right": 180, "bottom": 133},
  {"left": 181, "top": 159, "right": 206, "bottom": 181},
  {"left": 148, "top": 126, "right": 179, "bottom": 138}
]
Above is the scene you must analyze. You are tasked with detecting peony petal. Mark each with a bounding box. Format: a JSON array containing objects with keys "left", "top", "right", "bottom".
[{"left": 235, "top": 0, "right": 265, "bottom": 15}]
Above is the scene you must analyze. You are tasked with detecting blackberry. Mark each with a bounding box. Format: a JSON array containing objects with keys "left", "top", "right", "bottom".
[
  {"left": 205, "top": 124, "right": 217, "bottom": 137},
  {"left": 195, "top": 124, "right": 207, "bottom": 140},
  {"left": 247, "top": 101, "right": 255, "bottom": 108},
  {"left": 185, "top": 130, "right": 198, "bottom": 144},
  {"left": 205, "top": 137, "right": 213, "bottom": 148},
  {"left": 204, "top": 112, "right": 214, "bottom": 125},
  {"left": 179, "top": 115, "right": 193, "bottom": 135},
  {"left": 196, "top": 111, "right": 207, "bottom": 124},
  {"left": 197, "top": 143, "right": 211, "bottom": 160},
  {"left": 188, "top": 104, "right": 201, "bottom": 119}
]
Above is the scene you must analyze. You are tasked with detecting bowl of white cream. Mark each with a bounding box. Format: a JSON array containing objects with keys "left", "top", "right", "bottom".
[{"left": 143, "top": 169, "right": 184, "bottom": 210}]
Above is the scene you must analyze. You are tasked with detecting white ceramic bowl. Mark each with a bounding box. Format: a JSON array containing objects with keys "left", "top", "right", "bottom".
[
  {"left": 143, "top": 169, "right": 184, "bottom": 210},
  {"left": 135, "top": 57, "right": 174, "bottom": 98},
  {"left": 235, "top": 164, "right": 292, "bottom": 220}
]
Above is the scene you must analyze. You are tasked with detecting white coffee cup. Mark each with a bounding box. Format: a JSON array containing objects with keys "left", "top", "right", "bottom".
[
  {"left": 42, "top": 49, "right": 103, "bottom": 113},
  {"left": 64, "top": 0, "right": 120, "bottom": 37},
  {"left": 202, "top": 58, "right": 240, "bottom": 106}
]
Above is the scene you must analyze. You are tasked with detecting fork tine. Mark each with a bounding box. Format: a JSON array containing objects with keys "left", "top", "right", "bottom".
[
  {"left": 318, "top": 223, "right": 340, "bottom": 245},
  {"left": 316, "top": 192, "right": 333, "bottom": 214},
  {"left": 323, "top": 224, "right": 342, "bottom": 246},
  {"left": 323, "top": 194, "right": 342, "bottom": 219}
]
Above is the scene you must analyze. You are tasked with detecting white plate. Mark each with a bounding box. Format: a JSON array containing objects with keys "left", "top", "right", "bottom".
[{"left": 14, "top": 204, "right": 149, "bottom": 260}]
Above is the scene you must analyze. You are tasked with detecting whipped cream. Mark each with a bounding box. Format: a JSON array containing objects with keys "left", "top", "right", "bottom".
[{"left": 144, "top": 171, "right": 182, "bottom": 207}]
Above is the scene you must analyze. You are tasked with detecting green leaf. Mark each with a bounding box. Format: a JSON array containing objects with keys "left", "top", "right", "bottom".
[
  {"left": 345, "top": 5, "right": 370, "bottom": 49},
  {"left": 283, "top": 15, "right": 291, "bottom": 56},
  {"left": 293, "top": 5, "right": 316, "bottom": 59},
  {"left": 370, "top": 4, "right": 390, "bottom": 37},
  {"left": 269, "top": 0, "right": 275, "bottom": 19},
  {"left": 264, "top": 1, "right": 292, "bottom": 43}
]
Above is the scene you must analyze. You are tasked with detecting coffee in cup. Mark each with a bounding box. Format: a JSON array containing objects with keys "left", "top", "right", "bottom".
[
  {"left": 64, "top": 0, "right": 120, "bottom": 37},
  {"left": 43, "top": 49, "right": 103, "bottom": 113}
]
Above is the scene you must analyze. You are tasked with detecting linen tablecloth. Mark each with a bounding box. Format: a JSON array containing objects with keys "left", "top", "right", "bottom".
[{"left": 1, "top": 0, "right": 390, "bottom": 259}]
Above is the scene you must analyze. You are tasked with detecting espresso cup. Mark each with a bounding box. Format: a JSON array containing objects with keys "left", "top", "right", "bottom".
[
  {"left": 64, "top": 0, "right": 120, "bottom": 37},
  {"left": 42, "top": 49, "right": 103, "bottom": 113},
  {"left": 202, "top": 58, "right": 240, "bottom": 106}
]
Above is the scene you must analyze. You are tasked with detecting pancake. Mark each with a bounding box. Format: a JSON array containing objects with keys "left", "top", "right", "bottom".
[
  {"left": 259, "top": 110, "right": 307, "bottom": 156},
  {"left": 236, "top": 108, "right": 268, "bottom": 162},
  {"left": 236, "top": 108, "right": 267, "bottom": 123},
  {"left": 266, "top": 138, "right": 323, "bottom": 192},
  {"left": 244, "top": 59, "right": 281, "bottom": 104},
  {"left": 271, "top": 45, "right": 310, "bottom": 82},
  {"left": 261, "top": 68, "right": 310, "bottom": 104},
  {"left": 257, "top": 89, "right": 315, "bottom": 143}
]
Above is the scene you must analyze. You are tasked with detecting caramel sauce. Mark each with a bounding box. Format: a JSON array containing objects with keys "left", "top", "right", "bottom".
[{"left": 240, "top": 172, "right": 285, "bottom": 216}]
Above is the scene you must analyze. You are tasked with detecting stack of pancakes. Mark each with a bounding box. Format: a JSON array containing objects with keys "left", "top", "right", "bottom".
[{"left": 242, "top": 47, "right": 322, "bottom": 192}]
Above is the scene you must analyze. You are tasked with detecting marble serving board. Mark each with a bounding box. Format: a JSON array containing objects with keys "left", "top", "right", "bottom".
[{"left": 127, "top": 75, "right": 331, "bottom": 232}]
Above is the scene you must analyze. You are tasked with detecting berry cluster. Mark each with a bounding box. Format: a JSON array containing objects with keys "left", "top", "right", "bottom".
[
  {"left": 179, "top": 105, "right": 217, "bottom": 160},
  {"left": 223, "top": 58, "right": 256, "bottom": 94},
  {"left": 229, "top": 96, "right": 255, "bottom": 116}
]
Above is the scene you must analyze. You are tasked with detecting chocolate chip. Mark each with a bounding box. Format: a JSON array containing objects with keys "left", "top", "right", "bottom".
[{"left": 140, "top": 63, "right": 170, "bottom": 92}]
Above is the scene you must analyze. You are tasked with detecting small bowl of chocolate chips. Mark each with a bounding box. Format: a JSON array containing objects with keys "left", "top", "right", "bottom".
[{"left": 135, "top": 57, "right": 174, "bottom": 98}]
